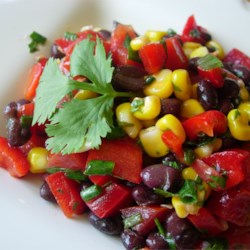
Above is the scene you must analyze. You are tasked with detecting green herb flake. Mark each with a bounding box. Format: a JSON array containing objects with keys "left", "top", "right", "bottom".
[
  {"left": 204, "top": 237, "right": 228, "bottom": 250},
  {"left": 167, "top": 28, "right": 177, "bottom": 36},
  {"left": 172, "top": 83, "right": 181, "bottom": 92},
  {"left": 184, "top": 148, "right": 196, "bottom": 165},
  {"left": 123, "top": 213, "right": 143, "bottom": 229},
  {"left": 189, "top": 29, "right": 201, "bottom": 38},
  {"left": 20, "top": 115, "right": 33, "bottom": 128},
  {"left": 84, "top": 160, "right": 115, "bottom": 175},
  {"left": 233, "top": 109, "right": 241, "bottom": 120},
  {"left": 28, "top": 31, "right": 47, "bottom": 53},
  {"left": 178, "top": 179, "right": 198, "bottom": 204},
  {"left": 130, "top": 98, "right": 144, "bottom": 113},
  {"left": 197, "top": 54, "right": 223, "bottom": 70},
  {"left": 144, "top": 75, "right": 156, "bottom": 85},
  {"left": 64, "top": 31, "right": 78, "bottom": 41},
  {"left": 207, "top": 175, "right": 226, "bottom": 189}
]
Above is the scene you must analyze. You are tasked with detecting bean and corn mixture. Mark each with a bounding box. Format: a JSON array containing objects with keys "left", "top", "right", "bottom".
[{"left": 1, "top": 15, "right": 250, "bottom": 249}]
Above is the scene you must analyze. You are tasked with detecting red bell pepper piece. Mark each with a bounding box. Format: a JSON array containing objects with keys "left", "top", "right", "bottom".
[
  {"left": 223, "top": 48, "right": 250, "bottom": 70},
  {"left": 86, "top": 137, "right": 142, "bottom": 184},
  {"left": 182, "top": 110, "right": 227, "bottom": 141},
  {"left": 46, "top": 172, "right": 86, "bottom": 218},
  {"left": 165, "top": 37, "right": 188, "bottom": 70},
  {"left": 120, "top": 206, "right": 170, "bottom": 236},
  {"left": 182, "top": 15, "right": 210, "bottom": 45},
  {"left": 17, "top": 102, "right": 34, "bottom": 118},
  {"left": 162, "top": 130, "right": 184, "bottom": 158},
  {"left": 198, "top": 67, "right": 224, "bottom": 88},
  {"left": 24, "top": 58, "right": 47, "bottom": 101},
  {"left": 0, "top": 136, "right": 30, "bottom": 177},
  {"left": 85, "top": 182, "right": 132, "bottom": 218},
  {"left": 188, "top": 207, "right": 228, "bottom": 235},
  {"left": 47, "top": 152, "right": 88, "bottom": 170},
  {"left": 139, "top": 42, "right": 167, "bottom": 74},
  {"left": 110, "top": 23, "right": 141, "bottom": 67}
]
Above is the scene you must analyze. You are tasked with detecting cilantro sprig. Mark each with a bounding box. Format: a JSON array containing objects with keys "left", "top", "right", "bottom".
[{"left": 33, "top": 37, "right": 134, "bottom": 154}]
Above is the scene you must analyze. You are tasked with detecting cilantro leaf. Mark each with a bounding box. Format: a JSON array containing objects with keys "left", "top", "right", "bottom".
[
  {"left": 45, "top": 95, "right": 114, "bottom": 154},
  {"left": 32, "top": 58, "right": 78, "bottom": 125}
]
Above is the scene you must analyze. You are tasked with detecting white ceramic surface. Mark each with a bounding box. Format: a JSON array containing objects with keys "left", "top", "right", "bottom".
[{"left": 0, "top": 0, "right": 249, "bottom": 249}]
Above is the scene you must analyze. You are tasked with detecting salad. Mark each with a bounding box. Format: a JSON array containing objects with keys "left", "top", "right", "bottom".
[{"left": 1, "top": 15, "right": 250, "bottom": 250}]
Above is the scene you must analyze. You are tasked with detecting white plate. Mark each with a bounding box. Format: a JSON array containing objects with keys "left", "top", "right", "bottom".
[{"left": 0, "top": 0, "right": 249, "bottom": 249}]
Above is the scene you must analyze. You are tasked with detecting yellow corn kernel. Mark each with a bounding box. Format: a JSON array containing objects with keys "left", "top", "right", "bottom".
[
  {"left": 28, "top": 147, "right": 48, "bottom": 174},
  {"left": 116, "top": 102, "right": 143, "bottom": 139},
  {"left": 228, "top": 104, "right": 250, "bottom": 141},
  {"left": 206, "top": 40, "right": 225, "bottom": 60},
  {"left": 74, "top": 90, "right": 98, "bottom": 100},
  {"left": 145, "top": 30, "right": 167, "bottom": 42},
  {"left": 155, "top": 114, "right": 186, "bottom": 143},
  {"left": 190, "top": 46, "right": 209, "bottom": 59},
  {"left": 180, "top": 99, "right": 205, "bottom": 118},
  {"left": 131, "top": 96, "right": 161, "bottom": 120},
  {"left": 144, "top": 69, "right": 174, "bottom": 99},
  {"left": 183, "top": 42, "right": 202, "bottom": 58},
  {"left": 172, "top": 196, "right": 200, "bottom": 218},
  {"left": 130, "top": 35, "right": 149, "bottom": 51},
  {"left": 139, "top": 126, "right": 169, "bottom": 157},
  {"left": 239, "top": 86, "right": 250, "bottom": 102},
  {"left": 172, "top": 69, "right": 192, "bottom": 101},
  {"left": 141, "top": 118, "right": 157, "bottom": 128},
  {"left": 182, "top": 167, "right": 198, "bottom": 180},
  {"left": 191, "top": 83, "right": 198, "bottom": 99}
]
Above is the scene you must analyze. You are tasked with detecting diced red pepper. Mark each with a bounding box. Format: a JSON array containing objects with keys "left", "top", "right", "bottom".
[
  {"left": 24, "top": 58, "right": 47, "bottom": 101},
  {"left": 223, "top": 48, "right": 250, "bottom": 70},
  {"left": 188, "top": 207, "right": 228, "bottom": 235},
  {"left": 139, "top": 42, "right": 167, "bottom": 74},
  {"left": 120, "top": 206, "right": 170, "bottom": 236},
  {"left": 162, "top": 130, "right": 184, "bottom": 158},
  {"left": 88, "top": 175, "right": 117, "bottom": 186},
  {"left": 86, "top": 138, "right": 142, "bottom": 184},
  {"left": 17, "top": 102, "right": 34, "bottom": 118},
  {"left": 85, "top": 182, "right": 132, "bottom": 218},
  {"left": 47, "top": 152, "right": 88, "bottom": 170},
  {"left": 198, "top": 67, "right": 224, "bottom": 88},
  {"left": 0, "top": 136, "right": 30, "bottom": 177},
  {"left": 182, "top": 110, "right": 227, "bottom": 141},
  {"left": 110, "top": 23, "right": 141, "bottom": 67},
  {"left": 46, "top": 172, "right": 86, "bottom": 218},
  {"left": 165, "top": 37, "right": 188, "bottom": 70}
]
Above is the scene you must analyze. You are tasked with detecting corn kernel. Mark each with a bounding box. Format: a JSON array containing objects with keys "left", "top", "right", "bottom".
[
  {"left": 141, "top": 118, "right": 157, "bottom": 128},
  {"left": 180, "top": 99, "right": 205, "bottom": 118},
  {"left": 190, "top": 46, "right": 209, "bottom": 59},
  {"left": 139, "top": 126, "right": 169, "bottom": 157},
  {"left": 182, "top": 167, "right": 198, "bottom": 180},
  {"left": 131, "top": 95, "right": 161, "bottom": 120},
  {"left": 206, "top": 40, "right": 225, "bottom": 60},
  {"left": 28, "top": 147, "right": 48, "bottom": 174},
  {"left": 116, "top": 102, "right": 143, "bottom": 139},
  {"left": 130, "top": 35, "right": 149, "bottom": 51},
  {"left": 74, "top": 90, "right": 98, "bottom": 100},
  {"left": 172, "top": 69, "right": 192, "bottom": 101},
  {"left": 144, "top": 69, "right": 173, "bottom": 99},
  {"left": 145, "top": 30, "right": 167, "bottom": 42},
  {"left": 239, "top": 86, "right": 250, "bottom": 102},
  {"left": 194, "top": 138, "right": 222, "bottom": 158},
  {"left": 183, "top": 42, "right": 202, "bottom": 58}
]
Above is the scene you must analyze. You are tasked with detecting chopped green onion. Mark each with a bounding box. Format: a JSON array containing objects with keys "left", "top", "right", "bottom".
[
  {"left": 154, "top": 188, "right": 176, "bottom": 198},
  {"left": 80, "top": 185, "right": 103, "bottom": 202},
  {"left": 84, "top": 160, "right": 115, "bottom": 175},
  {"left": 207, "top": 175, "right": 226, "bottom": 189},
  {"left": 178, "top": 179, "right": 198, "bottom": 204},
  {"left": 28, "top": 31, "right": 47, "bottom": 53},
  {"left": 197, "top": 54, "right": 223, "bottom": 70},
  {"left": 130, "top": 99, "right": 144, "bottom": 113},
  {"left": 167, "top": 28, "right": 177, "bottom": 36},
  {"left": 64, "top": 31, "right": 78, "bottom": 41},
  {"left": 154, "top": 218, "right": 166, "bottom": 237},
  {"left": 20, "top": 115, "right": 33, "bottom": 128},
  {"left": 47, "top": 167, "right": 87, "bottom": 181},
  {"left": 123, "top": 213, "right": 143, "bottom": 229},
  {"left": 145, "top": 75, "right": 156, "bottom": 85}
]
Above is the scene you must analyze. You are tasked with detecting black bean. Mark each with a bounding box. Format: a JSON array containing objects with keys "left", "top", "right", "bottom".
[
  {"left": 164, "top": 211, "right": 200, "bottom": 250},
  {"left": 132, "top": 185, "right": 165, "bottom": 206},
  {"left": 188, "top": 57, "right": 199, "bottom": 73},
  {"left": 146, "top": 231, "right": 169, "bottom": 250},
  {"left": 218, "top": 98, "right": 234, "bottom": 115},
  {"left": 197, "top": 80, "right": 218, "bottom": 110},
  {"left": 50, "top": 43, "right": 65, "bottom": 59},
  {"left": 112, "top": 65, "right": 147, "bottom": 92},
  {"left": 88, "top": 212, "right": 123, "bottom": 235},
  {"left": 218, "top": 79, "right": 240, "bottom": 99},
  {"left": 121, "top": 229, "right": 146, "bottom": 250},
  {"left": 16, "top": 99, "right": 30, "bottom": 109},
  {"left": 141, "top": 164, "right": 183, "bottom": 192},
  {"left": 98, "top": 29, "right": 111, "bottom": 40},
  {"left": 162, "top": 153, "right": 186, "bottom": 170},
  {"left": 160, "top": 98, "right": 181, "bottom": 116},
  {"left": 40, "top": 181, "right": 56, "bottom": 203},
  {"left": 232, "top": 64, "right": 250, "bottom": 86},
  {"left": 4, "top": 102, "right": 17, "bottom": 118},
  {"left": 221, "top": 136, "right": 239, "bottom": 149}
]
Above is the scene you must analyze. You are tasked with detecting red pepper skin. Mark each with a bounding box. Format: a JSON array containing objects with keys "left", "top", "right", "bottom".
[
  {"left": 110, "top": 23, "right": 141, "bottom": 67},
  {"left": 0, "top": 136, "right": 30, "bottom": 177},
  {"left": 86, "top": 182, "right": 132, "bottom": 218},
  {"left": 198, "top": 67, "right": 224, "bottom": 88},
  {"left": 139, "top": 42, "right": 167, "bottom": 74},
  {"left": 165, "top": 37, "right": 188, "bottom": 70},
  {"left": 182, "top": 110, "right": 227, "bottom": 141},
  {"left": 223, "top": 48, "right": 250, "bottom": 70},
  {"left": 121, "top": 206, "right": 170, "bottom": 236},
  {"left": 17, "top": 102, "right": 34, "bottom": 118},
  {"left": 46, "top": 172, "right": 86, "bottom": 218},
  {"left": 86, "top": 138, "right": 142, "bottom": 184},
  {"left": 188, "top": 207, "right": 228, "bottom": 235}
]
